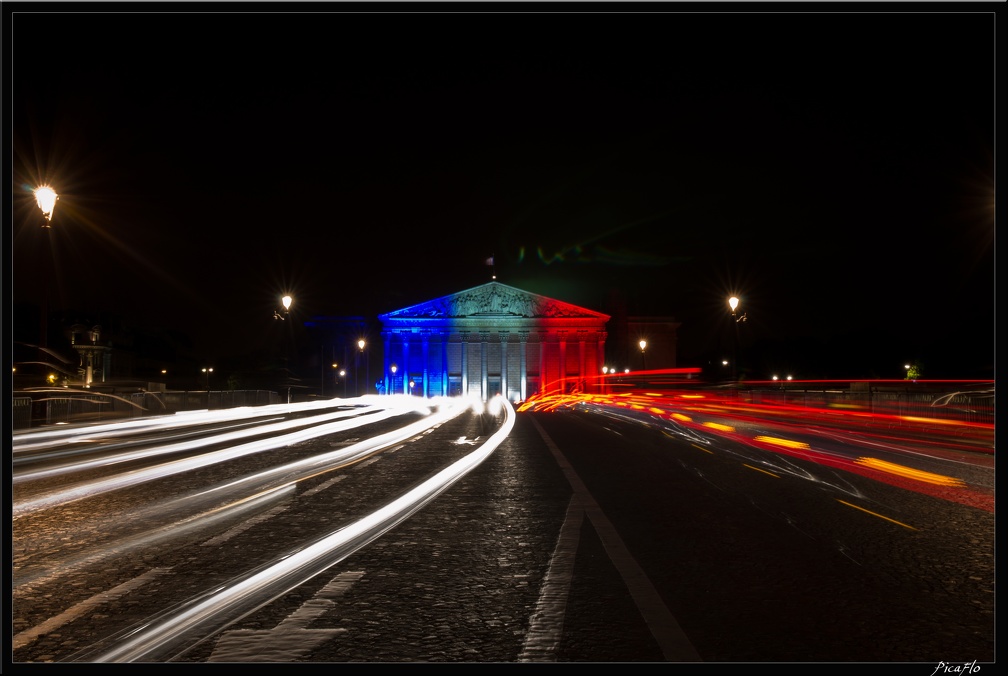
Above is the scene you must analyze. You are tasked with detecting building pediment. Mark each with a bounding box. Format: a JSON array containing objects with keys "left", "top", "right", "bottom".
[{"left": 379, "top": 282, "right": 610, "bottom": 321}]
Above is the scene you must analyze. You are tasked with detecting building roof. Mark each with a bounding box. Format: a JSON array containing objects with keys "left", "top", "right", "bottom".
[{"left": 378, "top": 281, "right": 611, "bottom": 322}]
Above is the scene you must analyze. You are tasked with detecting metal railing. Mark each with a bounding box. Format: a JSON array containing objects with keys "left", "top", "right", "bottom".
[{"left": 10, "top": 389, "right": 282, "bottom": 430}]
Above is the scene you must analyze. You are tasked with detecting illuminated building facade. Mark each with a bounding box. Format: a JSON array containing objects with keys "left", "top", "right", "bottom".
[{"left": 378, "top": 281, "right": 610, "bottom": 401}]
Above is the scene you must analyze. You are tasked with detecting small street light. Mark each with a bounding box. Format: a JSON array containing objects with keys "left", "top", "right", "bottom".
[
  {"left": 340, "top": 369, "right": 346, "bottom": 398},
  {"left": 639, "top": 339, "right": 647, "bottom": 371},
  {"left": 390, "top": 364, "right": 398, "bottom": 395},
  {"left": 356, "top": 339, "right": 366, "bottom": 397},
  {"left": 274, "top": 294, "right": 293, "bottom": 320},
  {"left": 728, "top": 296, "right": 746, "bottom": 381},
  {"left": 34, "top": 185, "right": 58, "bottom": 226},
  {"left": 202, "top": 366, "right": 213, "bottom": 390}
]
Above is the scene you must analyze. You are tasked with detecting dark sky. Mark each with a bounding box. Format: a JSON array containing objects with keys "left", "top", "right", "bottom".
[{"left": 10, "top": 5, "right": 996, "bottom": 379}]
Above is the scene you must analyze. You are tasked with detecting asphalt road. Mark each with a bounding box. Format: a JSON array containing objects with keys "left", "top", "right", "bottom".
[{"left": 9, "top": 398, "right": 995, "bottom": 666}]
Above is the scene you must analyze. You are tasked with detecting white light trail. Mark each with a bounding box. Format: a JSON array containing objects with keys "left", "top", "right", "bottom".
[
  {"left": 90, "top": 397, "right": 515, "bottom": 663},
  {"left": 12, "top": 397, "right": 459, "bottom": 517}
]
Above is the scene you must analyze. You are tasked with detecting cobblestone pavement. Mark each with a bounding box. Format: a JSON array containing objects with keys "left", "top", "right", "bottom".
[{"left": 11, "top": 405, "right": 995, "bottom": 665}]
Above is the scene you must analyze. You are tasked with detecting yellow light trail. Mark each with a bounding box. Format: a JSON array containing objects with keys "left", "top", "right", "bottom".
[
  {"left": 753, "top": 435, "right": 811, "bottom": 450},
  {"left": 837, "top": 499, "right": 917, "bottom": 530},
  {"left": 743, "top": 464, "right": 780, "bottom": 478},
  {"left": 854, "top": 457, "right": 966, "bottom": 486}
]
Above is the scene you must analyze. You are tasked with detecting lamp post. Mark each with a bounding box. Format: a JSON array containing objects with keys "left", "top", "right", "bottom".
[
  {"left": 728, "top": 296, "right": 747, "bottom": 381},
  {"left": 340, "top": 369, "right": 346, "bottom": 398},
  {"left": 202, "top": 367, "right": 213, "bottom": 390},
  {"left": 274, "top": 294, "right": 293, "bottom": 401},
  {"left": 34, "top": 185, "right": 58, "bottom": 226},
  {"left": 390, "top": 364, "right": 398, "bottom": 395},
  {"left": 639, "top": 339, "right": 647, "bottom": 371},
  {"left": 33, "top": 186, "right": 58, "bottom": 353},
  {"left": 274, "top": 294, "right": 292, "bottom": 320},
  {"left": 356, "top": 339, "right": 365, "bottom": 397}
]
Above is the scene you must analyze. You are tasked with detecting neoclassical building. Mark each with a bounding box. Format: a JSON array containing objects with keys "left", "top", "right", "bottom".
[{"left": 378, "top": 281, "right": 610, "bottom": 402}]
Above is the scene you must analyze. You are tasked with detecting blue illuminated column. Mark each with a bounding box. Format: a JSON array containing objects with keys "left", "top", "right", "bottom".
[
  {"left": 440, "top": 332, "right": 448, "bottom": 397},
  {"left": 384, "top": 332, "right": 392, "bottom": 394},
  {"left": 421, "top": 331, "right": 430, "bottom": 398},
  {"left": 401, "top": 333, "right": 409, "bottom": 395}
]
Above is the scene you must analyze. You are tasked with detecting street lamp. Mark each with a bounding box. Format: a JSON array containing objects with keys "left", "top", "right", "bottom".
[
  {"left": 340, "top": 369, "right": 346, "bottom": 398},
  {"left": 34, "top": 185, "right": 58, "bottom": 227},
  {"left": 639, "top": 339, "right": 647, "bottom": 371},
  {"left": 390, "top": 364, "right": 398, "bottom": 395},
  {"left": 33, "top": 185, "right": 58, "bottom": 352},
  {"left": 202, "top": 366, "right": 213, "bottom": 390},
  {"left": 274, "top": 294, "right": 293, "bottom": 320},
  {"left": 356, "top": 339, "right": 366, "bottom": 397},
  {"left": 728, "top": 296, "right": 747, "bottom": 381}
]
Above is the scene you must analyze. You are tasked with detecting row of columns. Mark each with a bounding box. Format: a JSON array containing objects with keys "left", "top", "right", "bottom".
[{"left": 382, "top": 328, "right": 606, "bottom": 401}]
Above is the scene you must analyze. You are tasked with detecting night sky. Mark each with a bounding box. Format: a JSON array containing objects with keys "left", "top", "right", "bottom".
[{"left": 10, "top": 5, "right": 996, "bottom": 381}]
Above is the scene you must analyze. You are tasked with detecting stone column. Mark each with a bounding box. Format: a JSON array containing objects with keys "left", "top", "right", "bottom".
[
  {"left": 519, "top": 330, "right": 529, "bottom": 401},
  {"left": 479, "top": 330, "right": 490, "bottom": 401},
  {"left": 558, "top": 330, "right": 567, "bottom": 394},
  {"left": 597, "top": 331, "right": 608, "bottom": 394},
  {"left": 421, "top": 331, "right": 430, "bottom": 398},
  {"left": 441, "top": 331, "right": 448, "bottom": 397},
  {"left": 499, "top": 331, "right": 509, "bottom": 400},
  {"left": 384, "top": 332, "right": 392, "bottom": 395},
  {"left": 539, "top": 331, "right": 547, "bottom": 396},
  {"left": 401, "top": 332, "right": 410, "bottom": 395},
  {"left": 578, "top": 330, "right": 587, "bottom": 392},
  {"left": 460, "top": 331, "right": 469, "bottom": 397}
]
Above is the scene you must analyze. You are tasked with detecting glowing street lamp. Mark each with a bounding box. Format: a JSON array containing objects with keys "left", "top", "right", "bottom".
[
  {"left": 274, "top": 294, "right": 293, "bottom": 320},
  {"left": 202, "top": 366, "right": 214, "bottom": 390},
  {"left": 356, "top": 339, "right": 366, "bottom": 396},
  {"left": 639, "top": 339, "right": 647, "bottom": 371},
  {"left": 728, "top": 296, "right": 746, "bottom": 381},
  {"left": 340, "top": 369, "right": 346, "bottom": 398},
  {"left": 34, "top": 185, "right": 58, "bottom": 226},
  {"left": 389, "top": 364, "right": 398, "bottom": 395}
]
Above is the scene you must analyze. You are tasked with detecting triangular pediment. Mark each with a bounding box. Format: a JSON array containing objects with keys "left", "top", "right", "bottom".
[{"left": 379, "top": 282, "right": 610, "bottom": 320}]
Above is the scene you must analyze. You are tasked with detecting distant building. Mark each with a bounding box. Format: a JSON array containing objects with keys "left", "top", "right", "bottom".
[
  {"left": 625, "top": 316, "right": 681, "bottom": 372},
  {"left": 377, "top": 281, "right": 611, "bottom": 401}
]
